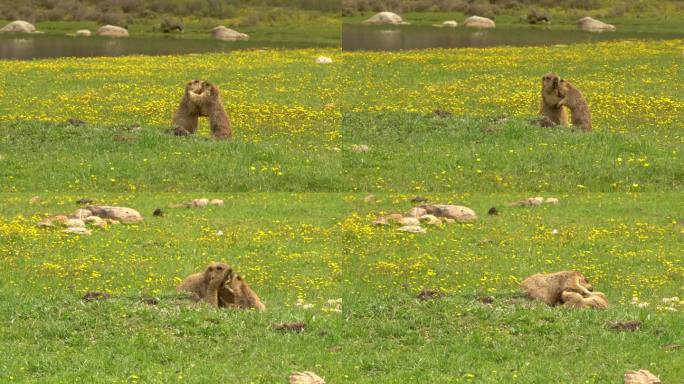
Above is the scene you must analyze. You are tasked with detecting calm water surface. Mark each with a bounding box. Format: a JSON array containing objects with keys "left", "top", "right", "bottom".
[
  {"left": 342, "top": 24, "right": 684, "bottom": 51},
  {"left": 0, "top": 34, "right": 328, "bottom": 60}
]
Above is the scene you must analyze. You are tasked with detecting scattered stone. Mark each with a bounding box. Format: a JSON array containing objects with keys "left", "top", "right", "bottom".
[
  {"left": 551, "top": 229, "right": 559, "bottom": 235},
  {"left": 410, "top": 196, "right": 428, "bottom": 203},
  {"left": 289, "top": 371, "right": 325, "bottom": 384},
  {"left": 63, "top": 227, "right": 91, "bottom": 235},
  {"left": 623, "top": 370, "right": 660, "bottom": 384},
  {"left": 578, "top": 16, "right": 616, "bottom": 32},
  {"left": 463, "top": 16, "right": 496, "bottom": 29},
  {"left": 141, "top": 297, "right": 159, "bottom": 305},
  {"left": 420, "top": 214, "right": 442, "bottom": 226},
  {"left": 399, "top": 217, "right": 420, "bottom": 226},
  {"left": 86, "top": 206, "right": 143, "bottom": 224},
  {"left": 488, "top": 207, "right": 498, "bottom": 215},
  {"left": 433, "top": 109, "right": 452, "bottom": 118},
  {"left": 153, "top": 208, "right": 164, "bottom": 217},
  {"left": 398, "top": 225, "right": 425, "bottom": 233},
  {"left": 478, "top": 296, "right": 495, "bottom": 304},
  {"left": 66, "top": 218, "right": 85, "bottom": 228},
  {"left": 441, "top": 20, "right": 458, "bottom": 27},
  {"left": 420, "top": 204, "right": 477, "bottom": 222},
  {"left": 29, "top": 196, "right": 41, "bottom": 204},
  {"left": 96, "top": 25, "right": 129, "bottom": 37},
  {"left": 71, "top": 208, "right": 92, "bottom": 220},
  {"left": 76, "top": 197, "right": 93, "bottom": 205},
  {"left": 75, "top": 29, "right": 91, "bottom": 37},
  {"left": 608, "top": 320, "right": 642, "bottom": 332},
  {"left": 545, "top": 197, "right": 559, "bottom": 204},
  {"left": 37, "top": 218, "right": 54, "bottom": 228},
  {"left": 316, "top": 56, "right": 332, "bottom": 64},
  {"left": 192, "top": 198, "right": 209, "bottom": 207},
  {"left": 526, "top": 197, "right": 544, "bottom": 206},
  {"left": 417, "top": 289, "right": 445, "bottom": 301},
  {"left": 82, "top": 291, "right": 111, "bottom": 302},
  {"left": 209, "top": 199, "right": 224, "bottom": 206},
  {"left": 211, "top": 26, "right": 249, "bottom": 41},
  {"left": 0, "top": 20, "right": 36, "bottom": 33},
  {"left": 405, "top": 207, "right": 427, "bottom": 218},
  {"left": 349, "top": 144, "right": 370, "bottom": 153},
  {"left": 363, "top": 11, "right": 406, "bottom": 25},
  {"left": 85, "top": 216, "right": 107, "bottom": 228},
  {"left": 272, "top": 322, "right": 306, "bottom": 333},
  {"left": 385, "top": 213, "right": 404, "bottom": 223}
]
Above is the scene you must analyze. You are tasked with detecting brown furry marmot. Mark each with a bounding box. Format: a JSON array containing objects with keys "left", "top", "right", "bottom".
[
  {"left": 556, "top": 79, "right": 592, "bottom": 131},
  {"left": 219, "top": 274, "right": 266, "bottom": 311},
  {"left": 177, "top": 261, "right": 234, "bottom": 307},
  {"left": 561, "top": 291, "right": 609, "bottom": 309},
  {"left": 521, "top": 270, "right": 593, "bottom": 306},
  {"left": 172, "top": 80, "right": 232, "bottom": 140},
  {"left": 539, "top": 72, "right": 568, "bottom": 127}
]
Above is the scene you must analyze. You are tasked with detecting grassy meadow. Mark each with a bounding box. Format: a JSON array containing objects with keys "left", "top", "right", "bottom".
[{"left": 0, "top": 28, "right": 682, "bottom": 384}]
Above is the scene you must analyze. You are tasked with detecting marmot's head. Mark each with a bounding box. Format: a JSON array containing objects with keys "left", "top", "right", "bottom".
[
  {"left": 542, "top": 73, "right": 561, "bottom": 90},
  {"left": 204, "top": 261, "right": 233, "bottom": 283},
  {"left": 186, "top": 80, "right": 218, "bottom": 101},
  {"left": 575, "top": 271, "right": 593, "bottom": 291}
]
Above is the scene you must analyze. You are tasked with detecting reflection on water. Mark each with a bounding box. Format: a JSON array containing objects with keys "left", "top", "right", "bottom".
[
  {"left": 0, "top": 34, "right": 329, "bottom": 60},
  {"left": 342, "top": 24, "right": 684, "bottom": 51}
]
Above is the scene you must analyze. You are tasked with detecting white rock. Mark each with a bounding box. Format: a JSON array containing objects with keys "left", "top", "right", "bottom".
[
  {"left": 66, "top": 219, "right": 85, "bottom": 228},
  {"left": 545, "top": 197, "right": 559, "bottom": 204},
  {"left": 192, "top": 198, "right": 209, "bottom": 207},
  {"left": 420, "top": 214, "right": 442, "bottom": 226},
  {"left": 63, "top": 227, "right": 92, "bottom": 235},
  {"left": 72, "top": 208, "right": 93, "bottom": 220},
  {"left": 349, "top": 144, "right": 370, "bottom": 153},
  {"left": 442, "top": 20, "right": 458, "bottom": 27},
  {"left": 96, "top": 25, "right": 129, "bottom": 37},
  {"left": 623, "top": 369, "right": 661, "bottom": 384},
  {"left": 316, "top": 56, "right": 332, "bottom": 64},
  {"left": 86, "top": 206, "right": 143, "bottom": 224},
  {"left": 422, "top": 205, "right": 478, "bottom": 222},
  {"left": 289, "top": 371, "right": 326, "bottom": 384},
  {"left": 209, "top": 199, "right": 224, "bottom": 206},
  {"left": 211, "top": 26, "right": 249, "bottom": 41},
  {"left": 0, "top": 20, "right": 36, "bottom": 33},
  {"left": 526, "top": 197, "right": 544, "bottom": 206},
  {"left": 37, "top": 219, "right": 54, "bottom": 228},
  {"left": 405, "top": 207, "right": 427, "bottom": 218},
  {"left": 363, "top": 12, "right": 407, "bottom": 25},
  {"left": 399, "top": 217, "right": 420, "bottom": 226},
  {"left": 85, "top": 216, "right": 107, "bottom": 228},
  {"left": 75, "top": 29, "right": 91, "bottom": 37},
  {"left": 398, "top": 225, "right": 426, "bottom": 233},
  {"left": 463, "top": 16, "right": 496, "bottom": 29},
  {"left": 578, "top": 16, "right": 616, "bottom": 32}
]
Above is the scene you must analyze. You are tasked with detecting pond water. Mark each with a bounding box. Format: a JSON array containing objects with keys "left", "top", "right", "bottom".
[
  {"left": 342, "top": 24, "right": 684, "bottom": 51},
  {"left": 0, "top": 34, "right": 329, "bottom": 60}
]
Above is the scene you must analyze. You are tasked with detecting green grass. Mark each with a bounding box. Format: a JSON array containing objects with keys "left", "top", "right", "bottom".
[{"left": 1, "top": 29, "right": 683, "bottom": 383}]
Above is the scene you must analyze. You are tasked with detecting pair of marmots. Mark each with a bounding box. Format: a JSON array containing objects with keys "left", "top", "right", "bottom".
[
  {"left": 177, "top": 261, "right": 266, "bottom": 311},
  {"left": 521, "top": 270, "right": 608, "bottom": 309},
  {"left": 540, "top": 72, "right": 592, "bottom": 131},
  {"left": 172, "top": 80, "right": 233, "bottom": 140}
]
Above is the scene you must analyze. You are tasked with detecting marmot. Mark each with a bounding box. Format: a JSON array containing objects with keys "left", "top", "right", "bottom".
[
  {"left": 172, "top": 80, "right": 232, "bottom": 140},
  {"left": 556, "top": 79, "right": 592, "bottom": 131},
  {"left": 521, "top": 270, "right": 593, "bottom": 306},
  {"left": 539, "top": 72, "right": 568, "bottom": 127}
]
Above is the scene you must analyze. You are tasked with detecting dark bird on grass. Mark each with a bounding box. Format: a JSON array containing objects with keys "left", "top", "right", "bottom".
[
  {"left": 411, "top": 196, "right": 428, "bottom": 203},
  {"left": 433, "top": 109, "right": 452, "bottom": 118},
  {"left": 67, "top": 117, "right": 86, "bottom": 126},
  {"left": 153, "top": 208, "right": 164, "bottom": 217},
  {"left": 488, "top": 207, "right": 498, "bottom": 215}
]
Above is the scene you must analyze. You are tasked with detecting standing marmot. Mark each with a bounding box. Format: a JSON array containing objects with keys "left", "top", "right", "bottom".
[
  {"left": 172, "top": 80, "right": 232, "bottom": 140},
  {"left": 556, "top": 79, "right": 592, "bottom": 131},
  {"left": 539, "top": 72, "right": 568, "bottom": 127}
]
